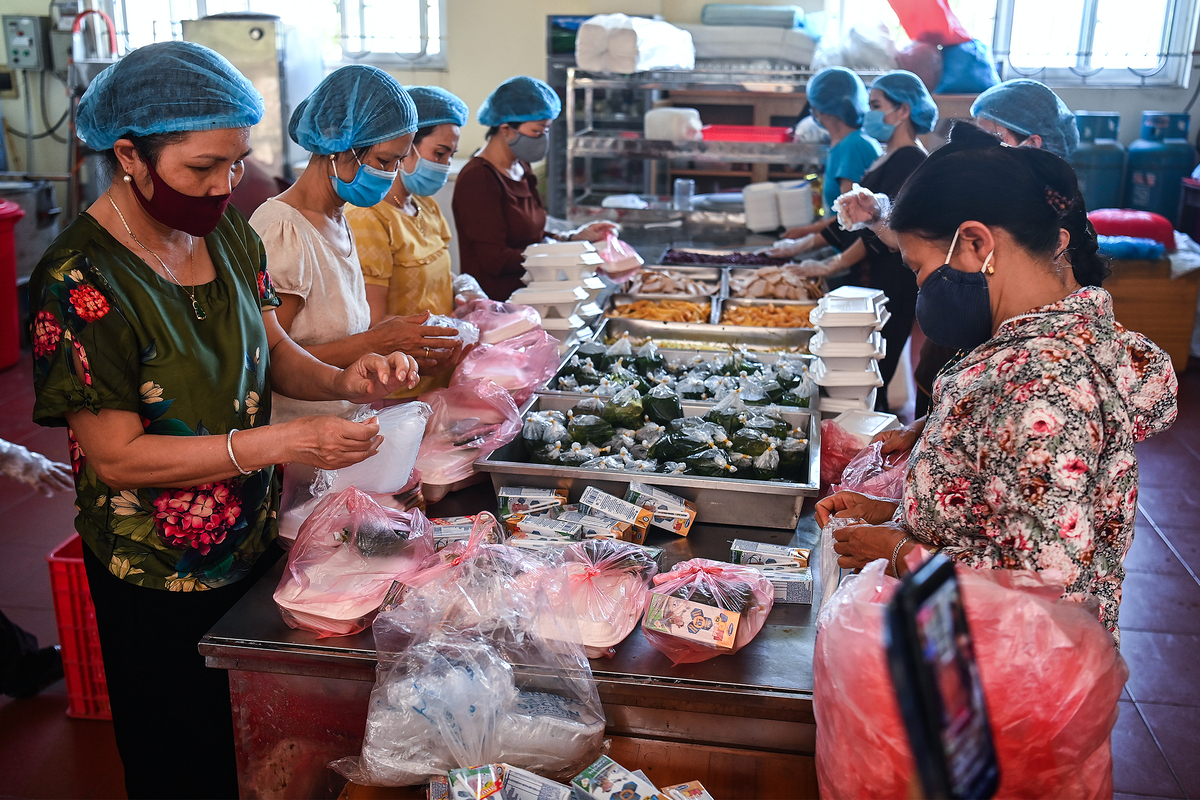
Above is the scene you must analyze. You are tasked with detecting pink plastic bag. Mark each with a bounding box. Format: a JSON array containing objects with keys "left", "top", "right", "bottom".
[
  {"left": 552, "top": 539, "right": 660, "bottom": 659},
  {"left": 596, "top": 233, "right": 644, "bottom": 281},
  {"left": 814, "top": 559, "right": 1126, "bottom": 800},
  {"left": 642, "top": 558, "right": 774, "bottom": 665},
  {"left": 829, "top": 440, "right": 911, "bottom": 500},
  {"left": 273, "top": 487, "right": 435, "bottom": 638},
  {"left": 414, "top": 379, "right": 521, "bottom": 501},
  {"left": 453, "top": 299, "right": 542, "bottom": 344},
  {"left": 819, "top": 419, "right": 866, "bottom": 492},
  {"left": 451, "top": 328, "right": 560, "bottom": 405}
]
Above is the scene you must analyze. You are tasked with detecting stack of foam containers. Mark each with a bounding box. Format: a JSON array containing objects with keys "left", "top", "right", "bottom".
[
  {"left": 510, "top": 241, "right": 607, "bottom": 353},
  {"left": 807, "top": 285, "right": 889, "bottom": 414}
]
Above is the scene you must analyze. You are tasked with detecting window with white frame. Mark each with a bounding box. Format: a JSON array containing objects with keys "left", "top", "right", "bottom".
[{"left": 111, "top": 0, "right": 444, "bottom": 67}]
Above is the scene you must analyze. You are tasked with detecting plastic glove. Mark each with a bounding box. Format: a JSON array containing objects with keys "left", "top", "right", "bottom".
[
  {"left": 792, "top": 258, "right": 841, "bottom": 277},
  {"left": 767, "top": 233, "right": 819, "bottom": 258},
  {"left": 832, "top": 184, "right": 891, "bottom": 232},
  {"left": 452, "top": 273, "right": 487, "bottom": 304},
  {"left": 0, "top": 439, "right": 73, "bottom": 496}
]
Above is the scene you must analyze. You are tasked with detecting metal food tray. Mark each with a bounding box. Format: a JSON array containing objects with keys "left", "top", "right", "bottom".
[
  {"left": 716, "top": 297, "right": 818, "bottom": 329},
  {"left": 629, "top": 265, "right": 729, "bottom": 298},
  {"left": 598, "top": 316, "right": 814, "bottom": 352},
  {"left": 608, "top": 294, "right": 720, "bottom": 325},
  {"left": 474, "top": 395, "right": 821, "bottom": 529},
  {"left": 542, "top": 347, "right": 818, "bottom": 411},
  {"left": 728, "top": 267, "right": 823, "bottom": 302}
]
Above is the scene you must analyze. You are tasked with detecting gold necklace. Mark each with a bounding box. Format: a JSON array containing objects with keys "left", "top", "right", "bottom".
[
  {"left": 390, "top": 193, "right": 426, "bottom": 236},
  {"left": 108, "top": 192, "right": 206, "bottom": 320}
]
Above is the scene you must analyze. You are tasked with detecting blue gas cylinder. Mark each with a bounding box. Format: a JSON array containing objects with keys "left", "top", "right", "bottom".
[
  {"left": 1071, "top": 112, "right": 1125, "bottom": 211},
  {"left": 1125, "top": 111, "right": 1196, "bottom": 221}
]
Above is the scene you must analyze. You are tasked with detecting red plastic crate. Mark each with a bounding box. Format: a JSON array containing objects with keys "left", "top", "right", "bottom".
[
  {"left": 47, "top": 535, "right": 111, "bottom": 720},
  {"left": 701, "top": 125, "right": 793, "bottom": 143}
]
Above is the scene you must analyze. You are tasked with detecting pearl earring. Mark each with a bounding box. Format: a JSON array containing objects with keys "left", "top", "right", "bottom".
[{"left": 123, "top": 174, "right": 132, "bottom": 183}]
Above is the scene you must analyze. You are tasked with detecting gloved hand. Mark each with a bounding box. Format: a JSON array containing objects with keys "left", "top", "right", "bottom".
[
  {"left": 452, "top": 273, "right": 488, "bottom": 305},
  {"left": 0, "top": 439, "right": 73, "bottom": 496},
  {"left": 791, "top": 258, "right": 841, "bottom": 278},
  {"left": 833, "top": 184, "right": 891, "bottom": 231},
  {"left": 767, "top": 233, "right": 819, "bottom": 258}
]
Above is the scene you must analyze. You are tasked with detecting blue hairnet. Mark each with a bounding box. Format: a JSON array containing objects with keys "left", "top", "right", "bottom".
[
  {"left": 289, "top": 65, "right": 417, "bottom": 155},
  {"left": 405, "top": 85, "right": 469, "bottom": 129},
  {"left": 477, "top": 76, "right": 562, "bottom": 127},
  {"left": 76, "top": 41, "right": 264, "bottom": 150},
  {"left": 871, "top": 71, "right": 939, "bottom": 134},
  {"left": 971, "top": 79, "right": 1079, "bottom": 159},
  {"left": 806, "top": 67, "right": 869, "bottom": 128}
]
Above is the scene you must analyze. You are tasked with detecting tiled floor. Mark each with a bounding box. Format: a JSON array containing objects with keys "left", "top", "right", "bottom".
[{"left": 0, "top": 353, "right": 1196, "bottom": 799}]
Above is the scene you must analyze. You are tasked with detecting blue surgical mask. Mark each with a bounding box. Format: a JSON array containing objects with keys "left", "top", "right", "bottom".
[
  {"left": 331, "top": 153, "right": 398, "bottom": 207},
  {"left": 400, "top": 155, "right": 451, "bottom": 196},
  {"left": 915, "top": 227, "right": 995, "bottom": 351},
  {"left": 863, "top": 109, "right": 896, "bottom": 142}
]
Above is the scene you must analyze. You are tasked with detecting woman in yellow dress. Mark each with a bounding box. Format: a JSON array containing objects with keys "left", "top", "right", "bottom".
[{"left": 347, "top": 86, "right": 484, "bottom": 397}]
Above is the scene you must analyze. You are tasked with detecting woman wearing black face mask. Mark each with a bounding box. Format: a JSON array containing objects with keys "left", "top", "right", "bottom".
[
  {"left": 27, "top": 42, "right": 414, "bottom": 799},
  {"left": 815, "top": 122, "right": 1178, "bottom": 646},
  {"left": 453, "top": 76, "right": 615, "bottom": 300}
]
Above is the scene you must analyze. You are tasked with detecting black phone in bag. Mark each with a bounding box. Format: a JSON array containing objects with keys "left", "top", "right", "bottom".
[{"left": 885, "top": 554, "right": 1000, "bottom": 800}]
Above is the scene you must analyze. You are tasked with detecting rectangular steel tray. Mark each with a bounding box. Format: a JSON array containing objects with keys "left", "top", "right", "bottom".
[
  {"left": 598, "top": 316, "right": 814, "bottom": 352},
  {"left": 474, "top": 395, "right": 821, "bottom": 530},
  {"left": 542, "top": 347, "right": 818, "bottom": 411},
  {"left": 608, "top": 294, "right": 719, "bottom": 325},
  {"left": 631, "top": 265, "right": 729, "bottom": 298},
  {"left": 728, "top": 268, "right": 822, "bottom": 302},
  {"left": 715, "top": 297, "right": 818, "bottom": 329}
]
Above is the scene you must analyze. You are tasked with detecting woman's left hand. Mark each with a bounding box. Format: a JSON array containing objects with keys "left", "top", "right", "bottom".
[
  {"left": 570, "top": 221, "right": 619, "bottom": 242},
  {"left": 831, "top": 521, "right": 910, "bottom": 571},
  {"left": 337, "top": 352, "right": 420, "bottom": 402},
  {"left": 791, "top": 258, "right": 839, "bottom": 277}
]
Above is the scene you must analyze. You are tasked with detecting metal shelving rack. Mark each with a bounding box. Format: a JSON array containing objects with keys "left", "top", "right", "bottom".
[{"left": 564, "top": 65, "right": 843, "bottom": 221}]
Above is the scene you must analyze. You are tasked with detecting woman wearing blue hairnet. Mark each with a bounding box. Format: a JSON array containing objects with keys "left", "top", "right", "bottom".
[
  {"left": 453, "top": 76, "right": 616, "bottom": 299},
  {"left": 775, "top": 71, "right": 937, "bottom": 411},
  {"left": 28, "top": 42, "right": 415, "bottom": 799},
  {"left": 348, "top": 86, "right": 486, "bottom": 398},
  {"left": 251, "top": 66, "right": 460, "bottom": 423}
]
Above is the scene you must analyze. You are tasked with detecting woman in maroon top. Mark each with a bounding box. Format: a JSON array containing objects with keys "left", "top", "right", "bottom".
[{"left": 453, "top": 76, "right": 614, "bottom": 299}]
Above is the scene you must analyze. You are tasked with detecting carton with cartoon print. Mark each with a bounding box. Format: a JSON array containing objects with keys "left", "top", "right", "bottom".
[{"left": 642, "top": 592, "right": 741, "bottom": 650}]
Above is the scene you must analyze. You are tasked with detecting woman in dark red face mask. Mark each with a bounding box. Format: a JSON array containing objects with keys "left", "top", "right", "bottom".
[{"left": 26, "top": 41, "right": 419, "bottom": 800}]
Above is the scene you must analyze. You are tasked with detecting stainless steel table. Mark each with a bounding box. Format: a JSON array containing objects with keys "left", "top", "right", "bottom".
[{"left": 201, "top": 483, "right": 823, "bottom": 798}]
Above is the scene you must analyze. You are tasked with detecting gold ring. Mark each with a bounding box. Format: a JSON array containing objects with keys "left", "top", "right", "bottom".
[{"left": 424, "top": 346, "right": 430, "bottom": 357}]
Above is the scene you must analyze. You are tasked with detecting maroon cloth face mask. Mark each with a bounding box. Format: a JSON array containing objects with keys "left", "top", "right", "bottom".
[{"left": 129, "top": 159, "right": 231, "bottom": 237}]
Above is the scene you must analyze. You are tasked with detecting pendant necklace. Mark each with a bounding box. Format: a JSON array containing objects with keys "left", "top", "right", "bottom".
[
  {"left": 391, "top": 193, "right": 426, "bottom": 236},
  {"left": 108, "top": 191, "right": 206, "bottom": 320}
]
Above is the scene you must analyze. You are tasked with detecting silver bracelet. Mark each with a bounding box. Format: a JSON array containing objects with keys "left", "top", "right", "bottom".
[
  {"left": 890, "top": 535, "right": 913, "bottom": 579},
  {"left": 226, "top": 429, "right": 252, "bottom": 476}
]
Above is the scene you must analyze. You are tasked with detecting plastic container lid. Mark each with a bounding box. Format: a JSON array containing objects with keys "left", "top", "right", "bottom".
[
  {"left": 833, "top": 409, "right": 901, "bottom": 446},
  {"left": 809, "top": 330, "right": 886, "bottom": 358},
  {"left": 523, "top": 252, "right": 605, "bottom": 267},
  {"left": 0, "top": 199, "right": 25, "bottom": 223},
  {"left": 825, "top": 285, "right": 889, "bottom": 308},
  {"left": 811, "top": 295, "right": 884, "bottom": 326},
  {"left": 523, "top": 241, "right": 596, "bottom": 257},
  {"left": 811, "top": 358, "right": 884, "bottom": 388}
]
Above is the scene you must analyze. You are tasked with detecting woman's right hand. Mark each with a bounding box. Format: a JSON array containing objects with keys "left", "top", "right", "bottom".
[
  {"left": 767, "top": 233, "right": 818, "bottom": 258},
  {"left": 283, "top": 416, "right": 383, "bottom": 470},
  {"left": 815, "top": 490, "right": 899, "bottom": 528},
  {"left": 371, "top": 311, "right": 460, "bottom": 366}
]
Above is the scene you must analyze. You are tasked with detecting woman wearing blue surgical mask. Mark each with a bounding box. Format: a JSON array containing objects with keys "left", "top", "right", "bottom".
[
  {"left": 454, "top": 76, "right": 616, "bottom": 300},
  {"left": 251, "top": 66, "right": 462, "bottom": 423},
  {"left": 347, "top": 86, "right": 485, "bottom": 398}
]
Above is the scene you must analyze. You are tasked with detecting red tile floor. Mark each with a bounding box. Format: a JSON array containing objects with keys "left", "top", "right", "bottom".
[{"left": 0, "top": 351, "right": 1196, "bottom": 799}]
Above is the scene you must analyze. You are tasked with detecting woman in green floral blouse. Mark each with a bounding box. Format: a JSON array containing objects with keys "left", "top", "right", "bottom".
[{"left": 29, "top": 42, "right": 417, "bottom": 798}]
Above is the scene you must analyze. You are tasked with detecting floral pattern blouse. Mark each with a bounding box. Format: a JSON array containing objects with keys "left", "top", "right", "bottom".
[
  {"left": 901, "top": 287, "right": 1178, "bottom": 643},
  {"left": 30, "top": 210, "right": 282, "bottom": 591}
]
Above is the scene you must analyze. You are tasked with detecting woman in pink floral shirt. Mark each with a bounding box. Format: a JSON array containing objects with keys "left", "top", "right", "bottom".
[{"left": 817, "top": 123, "right": 1178, "bottom": 643}]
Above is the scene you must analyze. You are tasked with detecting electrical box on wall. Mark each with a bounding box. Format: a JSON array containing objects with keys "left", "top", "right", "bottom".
[{"left": 2, "top": 15, "right": 52, "bottom": 71}]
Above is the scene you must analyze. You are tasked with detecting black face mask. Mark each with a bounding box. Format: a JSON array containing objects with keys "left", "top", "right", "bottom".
[{"left": 914, "top": 227, "right": 995, "bottom": 352}]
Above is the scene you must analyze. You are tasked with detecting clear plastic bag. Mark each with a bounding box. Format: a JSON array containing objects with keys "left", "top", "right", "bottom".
[
  {"left": 829, "top": 441, "right": 911, "bottom": 501},
  {"left": 414, "top": 379, "right": 521, "bottom": 502},
  {"left": 451, "top": 328, "right": 561, "bottom": 405},
  {"left": 424, "top": 314, "right": 480, "bottom": 346},
  {"left": 596, "top": 232, "right": 644, "bottom": 279},
  {"left": 453, "top": 299, "right": 543, "bottom": 344},
  {"left": 814, "top": 559, "right": 1126, "bottom": 800},
  {"left": 332, "top": 514, "right": 605, "bottom": 786},
  {"left": 551, "top": 539, "right": 660, "bottom": 659},
  {"left": 273, "top": 487, "right": 435, "bottom": 638},
  {"left": 329, "top": 403, "right": 432, "bottom": 496},
  {"left": 818, "top": 515, "right": 865, "bottom": 609},
  {"left": 642, "top": 558, "right": 774, "bottom": 664}
]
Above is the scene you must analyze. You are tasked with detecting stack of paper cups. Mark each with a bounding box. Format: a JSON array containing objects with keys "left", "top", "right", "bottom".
[
  {"left": 512, "top": 242, "right": 607, "bottom": 352},
  {"left": 808, "top": 285, "right": 889, "bottom": 414}
]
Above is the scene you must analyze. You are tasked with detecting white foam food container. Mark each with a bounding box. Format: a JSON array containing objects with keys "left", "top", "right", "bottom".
[
  {"left": 575, "top": 301, "right": 605, "bottom": 323},
  {"left": 509, "top": 285, "right": 588, "bottom": 318},
  {"left": 523, "top": 252, "right": 605, "bottom": 268},
  {"left": 521, "top": 279, "right": 587, "bottom": 293},
  {"left": 819, "top": 389, "right": 877, "bottom": 414},
  {"left": 579, "top": 274, "right": 606, "bottom": 303},
  {"left": 810, "top": 330, "right": 886, "bottom": 371},
  {"left": 811, "top": 305, "right": 891, "bottom": 343},
  {"left": 540, "top": 313, "right": 587, "bottom": 333},
  {"left": 812, "top": 358, "right": 884, "bottom": 399},
  {"left": 523, "top": 241, "right": 596, "bottom": 257},
  {"left": 833, "top": 409, "right": 901, "bottom": 447},
  {"left": 825, "top": 284, "right": 889, "bottom": 309}
]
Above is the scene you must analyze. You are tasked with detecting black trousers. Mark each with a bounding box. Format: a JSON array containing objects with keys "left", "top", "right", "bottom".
[
  {"left": 0, "top": 609, "right": 40, "bottom": 694},
  {"left": 82, "top": 541, "right": 283, "bottom": 800},
  {"left": 848, "top": 258, "right": 918, "bottom": 414}
]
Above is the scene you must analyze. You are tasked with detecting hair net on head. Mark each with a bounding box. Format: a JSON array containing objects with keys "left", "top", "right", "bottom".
[
  {"left": 405, "top": 85, "right": 469, "bottom": 129},
  {"left": 871, "top": 71, "right": 939, "bottom": 134},
  {"left": 971, "top": 79, "right": 1079, "bottom": 159},
  {"left": 76, "top": 41, "right": 264, "bottom": 151},
  {"left": 477, "top": 76, "right": 562, "bottom": 127},
  {"left": 289, "top": 65, "right": 417, "bottom": 155},
  {"left": 806, "top": 67, "right": 869, "bottom": 128}
]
